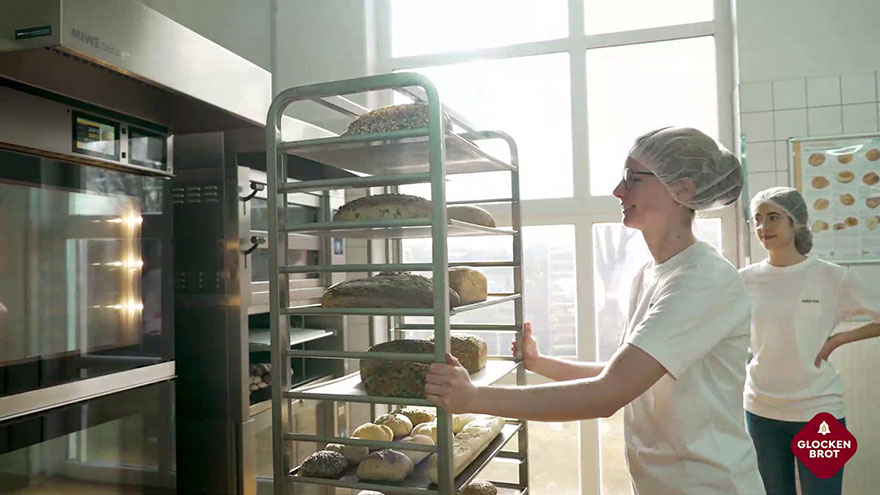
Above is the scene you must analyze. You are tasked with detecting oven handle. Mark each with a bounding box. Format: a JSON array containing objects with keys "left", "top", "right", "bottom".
[
  {"left": 240, "top": 181, "right": 265, "bottom": 202},
  {"left": 243, "top": 235, "right": 266, "bottom": 255}
]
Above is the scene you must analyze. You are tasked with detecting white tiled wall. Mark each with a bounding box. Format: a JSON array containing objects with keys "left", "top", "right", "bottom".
[{"left": 740, "top": 70, "right": 880, "bottom": 195}]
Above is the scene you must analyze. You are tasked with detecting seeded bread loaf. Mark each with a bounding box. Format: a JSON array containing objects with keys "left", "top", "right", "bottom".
[
  {"left": 322, "top": 272, "right": 460, "bottom": 308},
  {"left": 299, "top": 450, "right": 348, "bottom": 478},
  {"left": 342, "top": 102, "right": 452, "bottom": 136},
  {"left": 333, "top": 194, "right": 431, "bottom": 222},
  {"left": 359, "top": 336, "right": 487, "bottom": 398},
  {"left": 333, "top": 194, "right": 497, "bottom": 229}
]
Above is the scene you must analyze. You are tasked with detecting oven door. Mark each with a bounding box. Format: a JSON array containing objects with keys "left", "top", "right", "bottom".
[
  {"left": 0, "top": 148, "right": 174, "bottom": 411},
  {"left": 0, "top": 380, "right": 175, "bottom": 494}
]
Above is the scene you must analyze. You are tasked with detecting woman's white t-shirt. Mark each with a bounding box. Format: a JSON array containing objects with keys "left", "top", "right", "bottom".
[
  {"left": 739, "top": 256, "right": 880, "bottom": 421},
  {"left": 622, "top": 241, "right": 764, "bottom": 495}
]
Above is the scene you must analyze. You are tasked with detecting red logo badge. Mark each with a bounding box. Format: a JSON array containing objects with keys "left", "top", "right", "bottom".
[{"left": 791, "top": 413, "right": 858, "bottom": 479}]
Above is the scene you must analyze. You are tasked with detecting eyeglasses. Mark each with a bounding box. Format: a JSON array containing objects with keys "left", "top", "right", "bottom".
[{"left": 622, "top": 168, "right": 656, "bottom": 190}]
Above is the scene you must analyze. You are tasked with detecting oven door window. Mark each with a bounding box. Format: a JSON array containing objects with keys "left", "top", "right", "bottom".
[{"left": 0, "top": 149, "right": 172, "bottom": 397}]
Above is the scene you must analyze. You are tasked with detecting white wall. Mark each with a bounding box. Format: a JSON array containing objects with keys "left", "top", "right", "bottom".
[
  {"left": 736, "top": 0, "right": 880, "bottom": 83},
  {"left": 139, "top": 0, "right": 271, "bottom": 70},
  {"left": 274, "top": 0, "right": 375, "bottom": 132}
]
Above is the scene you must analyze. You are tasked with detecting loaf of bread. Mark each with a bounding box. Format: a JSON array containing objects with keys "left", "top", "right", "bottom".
[
  {"left": 324, "top": 443, "right": 369, "bottom": 466},
  {"left": 448, "top": 205, "right": 496, "bottom": 228},
  {"left": 356, "top": 449, "right": 414, "bottom": 482},
  {"left": 333, "top": 194, "right": 497, "bottom": 229},
  {"left": 343, "top": 102, "right": 452, "bottom": 136},
  {"left": 427, "top": 415, "right": 505, "bottom": 483},
  {"left": 461, "top": 480, "right": 498, "bottom": 495},
  {"left": 374, "top": 413, "right": 413, "bottom": 437},
  {"left": 333, "top": 194, "right": 431, "bottom": 222},
  {"left": 392, "top": 407, "right": 435, "bottom": 427},
  {"left": 322, "top": 272, "right": 460, "bottom": 308},
  {"left": 447, "top": 267, "right": 488, "bottom": 305},
  {"left": 352, "top": 423, "right": 394, "bottom": 442},
  {"left": 431, "top": 335, "right": 488, "bottom": 375},
  {"left": 359, "top": 336, "right": 487, "bottom": 398},
  {"left": 398, "top": 434, "right": 434, "bottom": 465},
  {"left": 411, "top": 422, "right": 438, "bottom": 444},
  {"left": 299, "top": 450, "right": 348, "bottom": 478}
]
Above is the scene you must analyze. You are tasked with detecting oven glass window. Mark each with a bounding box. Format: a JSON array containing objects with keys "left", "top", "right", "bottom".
[{"left": 0, "top": 149, "right": 172, "bottom": 397}]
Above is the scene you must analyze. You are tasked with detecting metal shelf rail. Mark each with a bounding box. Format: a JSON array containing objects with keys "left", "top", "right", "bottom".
[{"left": 266, "top": 72, "right": 529, "bottom": 495}]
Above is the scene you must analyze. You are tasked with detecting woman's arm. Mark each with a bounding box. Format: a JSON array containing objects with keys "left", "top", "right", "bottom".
[
  {"left": 815, "top": 321, "right": 880, "bottom": 367},
  {"left": 514, "top": 322, "right": 605, "bottom": 380},
  {"left": 426, "top": 343, "right": 667, "bottom": 422}
]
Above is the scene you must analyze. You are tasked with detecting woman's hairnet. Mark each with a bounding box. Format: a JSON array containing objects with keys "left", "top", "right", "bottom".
[
  {"left": 750, "top": 187, "right": 812, "bottom": 254},
  {"left": 629, "top": 127, "right": 744, "bottom": 211}
]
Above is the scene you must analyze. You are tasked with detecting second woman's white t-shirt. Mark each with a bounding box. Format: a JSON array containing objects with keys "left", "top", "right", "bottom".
[{"left": 739, "top": 256, "right": 880, "bottom": 421}]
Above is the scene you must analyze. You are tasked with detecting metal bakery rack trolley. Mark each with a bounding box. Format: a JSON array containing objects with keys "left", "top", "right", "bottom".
[{"left": 265, "top": 72, "right": 529, "bottom": 495}]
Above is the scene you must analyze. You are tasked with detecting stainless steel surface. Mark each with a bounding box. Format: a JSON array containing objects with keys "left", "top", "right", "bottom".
[
  {"left": 0, "top": 361, "right": 174, "bottom": 422},
  {"left": 282, "top": 219, "right": 515, "bottom": 239},
  {"left": 398, "top": 323, "right": 522, "bottom": 331},
  {"left": 284, "top": 433, "right": 436, "bottom": 452},
  {"left": 0, "top": 0, "right": 270, "bottom": 129},
  {"left": 288, "top": 423, "right": 523, "bottom": 494},
  {"left": 281, "top": 262, "right": 433, "bottom": 273},
  {"left": 285, "top": 350, "right": 437, "bottom": 361},
  {"left": 282, "top": 294, "right": 521, "bottom": 317},
  {"left": 282, "top": 132, "right": 515, "bottom": 176},
  {"left": 279, "top": 172, "right": 431, "bottom": 193},
  {"left": 284, "top": 361, "right": 519, "bottom": 406},
  {"left": 248, "top": 328, "right": 336, "bottom": 350}
]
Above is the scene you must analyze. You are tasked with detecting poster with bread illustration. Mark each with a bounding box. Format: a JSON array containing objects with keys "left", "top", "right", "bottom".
[{"left": 788, "top": 133, "right": 880, "bottom": 262}]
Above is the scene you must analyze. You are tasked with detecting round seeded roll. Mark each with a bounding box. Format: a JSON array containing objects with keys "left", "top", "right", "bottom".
[
  {"left": 392, "top": 407, "right": 435, "bottom": 427},
  {"left": 356, "top": 449, "right": 414, "bottom": 482},
  {"left": 299, "top": 450, "right": 348, "bottom": 479},
  {"left": 461, "top": 480, "right": 498, "bottom": 495},
  {"left": 374, "top": 413, "right": 413, "bottom": 437}
]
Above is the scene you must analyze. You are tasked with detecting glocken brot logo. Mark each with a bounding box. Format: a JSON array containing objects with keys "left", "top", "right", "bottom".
[{"left": 791, "top": 412, "right": 857, "bottom": 478}]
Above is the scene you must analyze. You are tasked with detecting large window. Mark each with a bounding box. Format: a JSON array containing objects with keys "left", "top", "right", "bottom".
[
  {"left": 402, "top": 225, "right": 577, "bottom": 358},
  {"left": 380, "top": 1, "right": 732, "bottom": 493}
]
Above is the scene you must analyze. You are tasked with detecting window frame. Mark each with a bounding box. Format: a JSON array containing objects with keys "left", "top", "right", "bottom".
[{"left": 372, "top": 0, "right": 739, "bottom": 492}]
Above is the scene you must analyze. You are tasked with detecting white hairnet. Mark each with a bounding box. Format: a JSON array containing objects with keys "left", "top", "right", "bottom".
[
  {"left": 629, "top": 127, "right": 744, "bottom": 211},
  {"left": 750, "top": 187, "right": 812, "bottom": 254}
]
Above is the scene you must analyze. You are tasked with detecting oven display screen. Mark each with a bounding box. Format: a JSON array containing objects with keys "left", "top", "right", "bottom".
[
  {"left": 73, "top": 112, "right": 119, "bottom": 160},
  {"left": 129, "top": 127, "right": 167, "bottom": 171}
]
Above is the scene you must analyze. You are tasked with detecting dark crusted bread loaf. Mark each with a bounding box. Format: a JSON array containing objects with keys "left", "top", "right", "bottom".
[
  {"left": 321, "top": 272, "right": 460, "bottom": 308},
  {"left": 342, "top": 102, "right": 452, "bottom": 136},
  {"left": 299, "top": 450, "right": 348, "bottom": 478},
  {"left": 359, "top": 336, "right": 487, "bottom": 398}
]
